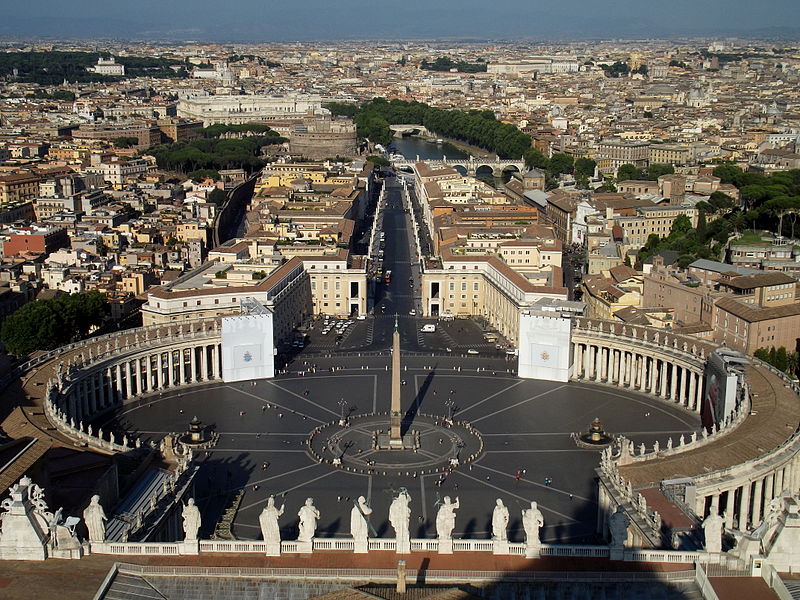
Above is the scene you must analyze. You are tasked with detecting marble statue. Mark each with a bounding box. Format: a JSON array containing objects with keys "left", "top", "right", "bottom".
[
  {"left": 389, "top": 490, "right": 412, "bottom": 543},
  {"left": 182, "top": 498, "right": 201, "bottom": 541},
  {"left": 259, "top": 496, "right": 284, "bottom": 544},
  {"left": 83, "top": 495, "right": 107, "bottom": 543},
  {"left": 522, "top": 501, "right": 544, "bottom": 548},
  {"left": 435, "top": 496, "right": 459, "bottom": 540},
  {"left": 297, "top": 498, "right": 320, "bottom": 542},
  {"left": 350, "top": 496, "right": 373, "bottom": 542},
  {"left": 491, "top": 499, "right": 509, "bottom": 541},
  {"left": 703, "top": 511, "right": 724, "bottom": 553},
  {"left": 608, "top": 505, "right": 630, "bottom": 549}
]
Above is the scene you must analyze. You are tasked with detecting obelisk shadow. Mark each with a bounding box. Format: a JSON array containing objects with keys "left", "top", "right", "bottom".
[{"left": 401, "top": 367, "right": 435, "bottom": 436}]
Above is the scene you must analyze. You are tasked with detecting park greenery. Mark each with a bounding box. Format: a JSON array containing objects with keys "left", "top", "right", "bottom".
[
  {"left": 633, "top": 164, "right": 800, "bottom": 267},
  {"left": 324, "top": 98, "right": 531, "bottom": 159},
  {"left": 147, "top": 126, "right": 285, "bottom": 174},
  {"left": 112, "top": 136, "right": 139, "bottom": 149},
  {"left": 207, "top": 188, "right": 228, "bottom": 205},
  {"left": 366, "top": 155, "right": 390, "bottom": 167},
  {"left": 754, "top": 346, "right": 799, "bottom": 377},
  {"left": 187, "top": 169, "right": 221, "bottom": 181},
  {"left": 25, "top": 89, "right": 76, "bottom": 101},
  {"left": 599, "top": 61, "right": 647, "bottom": 78},
  {"left": 616, "top": 163, "right": 676, "bottom": 182},
  {"left": 0, "top": 51, "right": 187, "bottom": 85},
  {"left": 1, "top": 291, "right": 108, "bottom": 356},
  {"left": 523, "top": 148, "right": 598, "bottom": 189},
  {"left": 420, "top": 57, "right": 487, "bottom": 73}
]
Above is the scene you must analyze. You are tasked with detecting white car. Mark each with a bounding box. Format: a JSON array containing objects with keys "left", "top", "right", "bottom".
[
  {"left": 467, "top": 349, "right": 479, "bottom": 355},
  {"left": 356, "top": 315, "right": 366, "bottom": 320},
  {"left": 408, "top": 309, "right": 416, "bottom": 316},
  {"left": 420, "top": 324, "right": 436, "bottom": 333}
]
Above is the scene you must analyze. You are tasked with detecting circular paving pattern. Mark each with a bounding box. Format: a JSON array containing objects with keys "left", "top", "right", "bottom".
[
  {"left": 98, "top": 354, "right": 700, "bottom": 544},
  {"left": 308, "top": 413, "right": 484, "bottom": 474}
]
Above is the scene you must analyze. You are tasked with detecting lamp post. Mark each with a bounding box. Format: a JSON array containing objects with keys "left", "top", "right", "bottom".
[
  {"left": 338, "top": 399, "right": 348, "bottom": 426},
  {"left": 445, "top": 399, "right": 456, "bottom": 424}
]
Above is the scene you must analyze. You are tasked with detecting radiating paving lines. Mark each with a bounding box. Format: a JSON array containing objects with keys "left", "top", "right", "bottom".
[{"left": 470, "top": 385, "right": 568, "bottom": 424}]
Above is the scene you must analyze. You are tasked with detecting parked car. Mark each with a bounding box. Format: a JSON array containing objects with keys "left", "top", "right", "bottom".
[
  {"left": 420, "top": 324, "right": 436, "bottom": 332},
  {"left": 467, "top": 349, "right": 479, "bottom": 355}
]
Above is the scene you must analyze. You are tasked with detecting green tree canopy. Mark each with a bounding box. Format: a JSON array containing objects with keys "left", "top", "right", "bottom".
[
  {"left": 574, "top": 157, "right": 597, "bottom": 178},
  {"left": 647, "top": 163, "right": 675, "bottom": 180},
  {"left": 617, "top": 164, "right": 644, "bottom": 182},
  {"left": 1, "top": 291, "right": 108, "bottom": 356}
]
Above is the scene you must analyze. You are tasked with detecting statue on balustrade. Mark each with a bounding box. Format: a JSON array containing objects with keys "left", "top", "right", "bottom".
[
  {"left": 350, "top": 496, "right": 372, "bottom": 543},
  {"left": 492, "top": 498, "right": 509, "bottom": 541},
  {"left": 435, "top": 496, "right": 459, "bottom": 540},
  {"left": 182, "top": 498, "right": 201, "bottom": 542},
  {"left": 389, "top": 489, "right": 411, "bottom": 542},
  {"left": 703, "top": 511, "right": 724, "bottom": 553},
  {"left": 522, "top": 500, "right": 544, "bottom": 548},
  {"left": 608, "top": 505, "right": 630, "bottom": 549},
  {"left": 297, "top": 498, "right": 320, "bottom": 542},
  {"left": 83, "top": 495, "right": 107, "bottom": 543},
  {"left": 259, "top": 496, "right": 284, "bottom": 544}
]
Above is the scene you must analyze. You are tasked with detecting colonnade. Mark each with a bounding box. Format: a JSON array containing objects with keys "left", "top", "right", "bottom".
[
  {"left": 571, "top": 340, "right": 703, "bottom": 412},
  {"left": 699, "top": 456, "right": 800, "bottom": 532},
  {"left": 60, "top": 341, "right": 222, "bottom": 423}
]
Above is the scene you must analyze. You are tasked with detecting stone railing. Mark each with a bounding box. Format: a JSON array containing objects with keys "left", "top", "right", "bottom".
[
  {"left": 599, "top": 448, "right": 664, "bottom": 544},
  {"left": 573, "top": 318, "right": 714, "bottom": 363},
  {"left": 87, "top": 536, "right": 723, "bottom": 565},
  {"left": 43, "top": 392, "right": 137, "bottom": 454},
  {"left": 616, "top": 393, "right": 750, "bottom": 466}
]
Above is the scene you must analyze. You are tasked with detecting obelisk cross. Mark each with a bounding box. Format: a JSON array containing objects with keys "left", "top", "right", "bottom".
[{"left": 390, "top": 314, "right": 402, "bottom": 445}]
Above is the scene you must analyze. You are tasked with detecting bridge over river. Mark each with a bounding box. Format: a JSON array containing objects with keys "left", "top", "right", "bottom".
[{"left": 391, "top": 155, "right": 526, "bottom": 177}]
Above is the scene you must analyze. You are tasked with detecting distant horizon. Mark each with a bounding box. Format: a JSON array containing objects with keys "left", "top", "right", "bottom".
[{"left": 3, "top": 0, "right": 799, "bottom": 44}]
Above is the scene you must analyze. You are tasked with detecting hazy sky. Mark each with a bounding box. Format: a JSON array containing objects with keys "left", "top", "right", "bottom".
[{"left": 3, "top": 0, "right": 799, "bottom": 41}]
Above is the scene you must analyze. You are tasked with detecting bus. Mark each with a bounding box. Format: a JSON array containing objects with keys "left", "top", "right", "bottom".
[{"left": 384, "top": 270, "right": 392, "bottom": 284}]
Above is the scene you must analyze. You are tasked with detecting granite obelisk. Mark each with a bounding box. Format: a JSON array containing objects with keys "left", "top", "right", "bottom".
[{"left": 389, "top": 315, "right": 402, "bottom": 447}]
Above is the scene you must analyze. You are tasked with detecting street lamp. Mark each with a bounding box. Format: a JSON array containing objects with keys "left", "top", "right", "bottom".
[
  {"left": 338, "top": 399, "right": 349, "bottom": 426},
  {"left": 444, "top": 399, "right": 456, "bottom": 424}
]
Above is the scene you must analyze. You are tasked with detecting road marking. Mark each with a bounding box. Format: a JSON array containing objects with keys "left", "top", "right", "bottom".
[
  {"left": 454, "top": 469, "right": 579, "bottom": 523},
  {"left": 231, "top": 387, "right": 326, "bottom": 424},
  {"left": 238, "top": 469, "right": 338, "bottom": 512},
  {"left": 263, "top": 381, "right": 341, "bottom": 418},
  {"left": 471, "top": 385, "right": 567, "bottom": 423},
  {"left": 472, "top": 462, "right": 596, "bottom": 504},
  {"left": 455, "top": 380, "right": 524, "bottom": 416}
]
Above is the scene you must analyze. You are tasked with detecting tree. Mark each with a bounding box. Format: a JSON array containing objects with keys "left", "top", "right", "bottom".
[
  {"left": 616, "top": 164, "right": 643, "bottom": 182},
  {"left": 524, "top": 147, "right": 549, "bottom": 170},
  {"left": 547, "top": 154, "right": 574, "bottom": 176},
  {"left": 112, "top": 136, "right": 139, "bottom": 148},
  {"left": 712, "top": 163, "right": 744, "bottom": 186},
  {"left": 574, "top": 158, "right": 596, "bottom": 179},
  {"left": 647, "top": 163, "right": 675, "bottom": 180},
  {"left": 187, "top": 169, "right": 220, "bottom": 181},
  {"left": 366, "top": 155, "right": 390, "bottom": 167},
  {"left": 671, "top": 214, "right": 693, "bottom": 235},
  {"left": 0, "top": 291, "right": 108, "bottom": 356},
  {"left": 207, "top": 188, "right": 228, "bottom": 205}
]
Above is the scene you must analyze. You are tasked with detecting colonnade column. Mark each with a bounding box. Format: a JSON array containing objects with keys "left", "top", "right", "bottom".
[
  {"left": 752, "top": 479, "right": 764, "bottom": 526},
  {"left": 189, "top": 347, "right": 197, "bottom": 383},
  {"left": 738, "top": 481, "right": 751, "bottom": 531},
  {"left": 659, "top": 361, "right": 668, "bottom": 398},
  {"left": 688, "top": 371, "right": 698, "bottom": 411},
  {"left": 156, "top": 353, "right": 164, "bottom": 389},
  {"left": 200, "top": 345, "right": 209, "bottom": 381},
  {"left": 725, "top": 489, "right": 736, "bottom": 529}
]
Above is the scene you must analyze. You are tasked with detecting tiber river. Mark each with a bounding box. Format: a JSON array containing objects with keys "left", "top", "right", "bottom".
[{"left": 391, "top": 136, "right": 514, "bottom": 186}]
